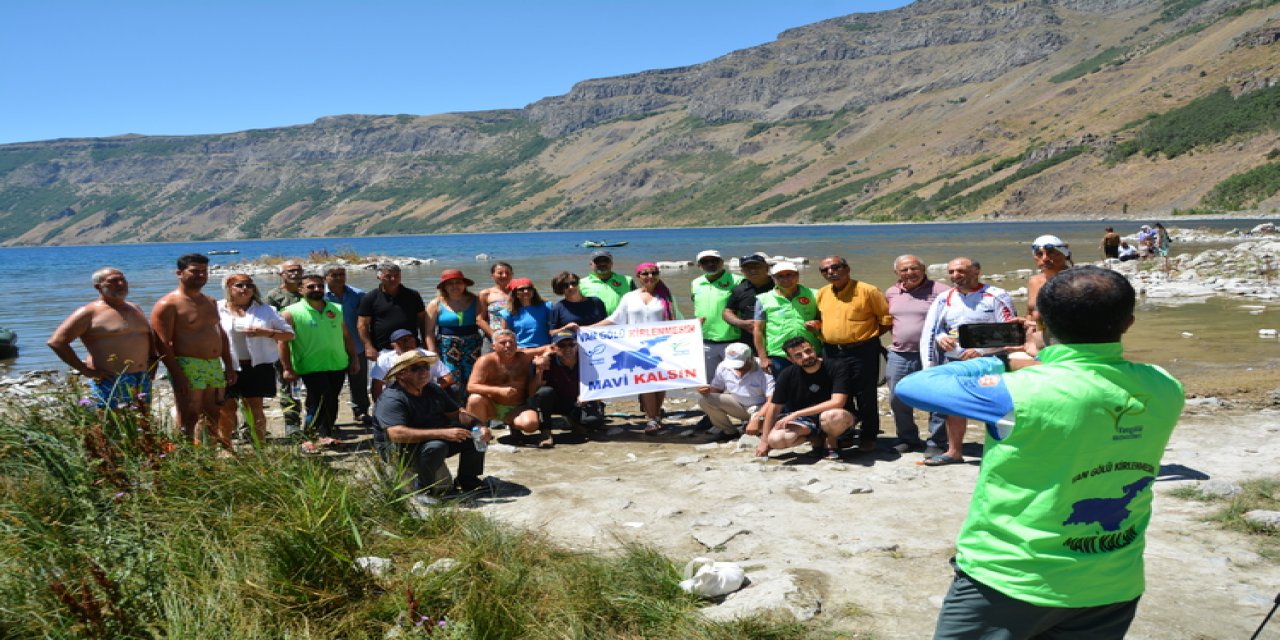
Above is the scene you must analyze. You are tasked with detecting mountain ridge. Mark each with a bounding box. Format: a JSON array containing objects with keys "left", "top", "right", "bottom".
[{"left": 1, "top": 0, "right": 1278, "bottom": 246}]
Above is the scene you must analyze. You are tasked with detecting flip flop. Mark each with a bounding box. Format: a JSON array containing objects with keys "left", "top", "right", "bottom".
[
  {"left": 918, "top": 454, "right": 964, "bottom": 467},
  {"left": 537, "top": 437, "right": 555, "bottom": 449},
  {"left": 824, "top": 448, "right": 841, "bottom": 461},
  {"left": 643, "top": 420, "right": 662, "bottom": 435}
]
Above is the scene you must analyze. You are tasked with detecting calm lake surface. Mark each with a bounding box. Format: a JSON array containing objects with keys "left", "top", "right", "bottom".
[{"left": 2, "top": 220, "right": 1275, "bottom": 381}]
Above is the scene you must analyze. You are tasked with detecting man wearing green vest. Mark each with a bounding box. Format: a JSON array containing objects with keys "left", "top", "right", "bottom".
[
  {"left": 281, "top": 274, "right": 360, "bottom": 451},
  {"left": 752, "top": 261, "right": 821, "bottom": 375},
  {"left": 690, "top": 250, "right": 743, "bottom": 378},
  {"left": 578, "top": 250, "right": 633, "bottom": 315},
  {"left": 896, "top": 267, "right": 1183, "bottom": 639}
]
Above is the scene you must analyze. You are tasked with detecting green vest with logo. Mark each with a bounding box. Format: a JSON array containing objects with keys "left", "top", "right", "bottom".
[
  {"left": 285, "top": 300, "right": 349, "bottom": 375},
  {"left": 757, "top": 286, "right": 820, "bottom": 356},
  {"left": 691, "top": 271, "right": 743, "bottom": 342},
  {"left": 579, "top": 272, "right": 632, "bottom": 315},
  {"left": 956, "top": 343, "right": 1183, "bottom": 607}
]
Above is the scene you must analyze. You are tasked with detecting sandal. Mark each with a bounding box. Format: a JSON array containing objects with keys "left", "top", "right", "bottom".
[
  {"left": 537, "top": 436, "right": 555, "bottom": 449},
  {"left": 824, "top": 448, "right": 841, "bottom": 461},
  {"left": 299, "top": 441, "right": 321, "bottom": 455},
  {"left": 918, "top": 454, "right": 964, "bottom": 467},
  {"left": 643, "top": 420, "right": 662, "bottom": 435}
]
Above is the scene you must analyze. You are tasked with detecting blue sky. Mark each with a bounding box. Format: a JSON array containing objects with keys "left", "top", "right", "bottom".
[{"left": 0, "top": 1, "right": 909, "bottom": 145}]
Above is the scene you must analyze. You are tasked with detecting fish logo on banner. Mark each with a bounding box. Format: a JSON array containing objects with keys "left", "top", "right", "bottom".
[{"left": 578, "top": 319, "right": 706, "bottom": 401}]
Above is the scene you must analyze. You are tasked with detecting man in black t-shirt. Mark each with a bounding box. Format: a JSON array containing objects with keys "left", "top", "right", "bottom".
[
  {"left": 723, "top": 253, "right": 774, "bottom": 348},
  {"left": 373, "top": 351, "right": 489, "bottom": 501},
  {"left": 531, "top": 330, "right": 605, "bottom": 436},
  {"left": 358, "top": 263, "right": 427, "bottom": 360},
  {"left": 752, "top": 336, "right": 855, "bottom": 459}
]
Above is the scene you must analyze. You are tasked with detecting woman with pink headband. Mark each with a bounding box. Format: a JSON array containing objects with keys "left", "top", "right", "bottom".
[{"left": 593, "top": 262, "right": 682, "bottom": 434}]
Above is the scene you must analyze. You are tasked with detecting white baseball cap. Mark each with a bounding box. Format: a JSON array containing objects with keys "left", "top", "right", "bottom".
[
  {"left": 722, "top": 343, "right": 752, "bottom": 368},
  {"left": 695, "top": 250, "right": 722, "bottom": 263},
  {"left": 770, "top": 261, "right": 799, "bottom": 275}
]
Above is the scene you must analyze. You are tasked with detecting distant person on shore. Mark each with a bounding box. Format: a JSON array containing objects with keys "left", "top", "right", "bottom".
[
  {"left": 814, "top": 254, "right": 891, "bottom": 453},
  {"left": 373, "top": 350, "right": 490, "bottom": 504},
  {"left": 1137, "top": 225, "right": 1157, "bottom": 257},
  {"left": 324, "top": 265, "right": 369, "bottom": 424},
  {"left": 919, "top": 257, "right": 1017, "bottom": 466},
  {"left": 723, "top": 253, "right": 773, "bottom": 349},
  {"left": 477, "top": 261, "right": 514, "bottom": 334},
  {"left": 697, "top": 342, "right": 772, "bottom": 439},
  {"left": 1118, "top": 241, "right": 1139, "bottom": 262},
  {"left": 896, "top": 266, "right": 1183, "bottom": 639},
  {"left": 1100, "top": 226, "right": 1121, "bottom": 260},
  {"left": 578, "top": 250, "right": 633, "bottom": 315},
  {"left": 500, "top": 278, "right": 554, "bottom": 351},
  {"left": 691, "top": 249, "right": 743, "bottom": 379},
  {"left": 48, "top": 268, "right": 156, "bottom": 410},
  {"left": 752, "top": 261, "right": 821, "bottom": 376},
  {"left": 751, "top": 337, "right": 855, "bottom": 460},
  {"left": 1026, "top": 235, "right": 1073, "bottom": 323},
  {"left": 370, "top": 329, "right": 454, "bottom": 402},
  {"left": 265, "top": 260, "right": 304, "bottom": 435},
  {"left": 280, "top": 274, "right": 359, "bottom": 452},
  {"left": 467, "top": 329, "right": 544, "bottom": 445},
  {"left": 150, "top": 254, "right": 237, "bottom": 449},
  {"left": 217, "top": 273, "right": 293, "bottom": 446},
  {"left": 424, "top": 269, "right": 486, "bottom": 396},
  {"left": 358, "top": 262, "right": 427, "bottom": 361},
  {"left": 547, "top": 271, "right": 607, "bottom": 332},
  {"left": 593, "top": 262, "right": 682, "bottom": 434},
  {"left": 883, "top": 255, "right": 948, "bottom": 454}
]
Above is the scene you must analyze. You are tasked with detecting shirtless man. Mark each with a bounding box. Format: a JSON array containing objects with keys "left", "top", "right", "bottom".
[
  {"left": 465, "top": 329, "right": 542, "bottom": 441},
  {"left": 47, "top": 268, "right": 156, "bottom": 409},
  {"left": 151, "top": 254, "right": 237, "bottom": 445}
]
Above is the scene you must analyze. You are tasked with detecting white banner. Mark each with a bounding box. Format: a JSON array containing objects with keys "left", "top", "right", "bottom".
[{"left": 578, "top": 319, "right": 706, "bottom": 401}]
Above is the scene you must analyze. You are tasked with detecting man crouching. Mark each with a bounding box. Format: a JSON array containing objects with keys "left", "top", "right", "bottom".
[
  {"left": 752, "top": 336, "right": 855, "bottom": 460},
  {"left": 373, "top": 351, "right": 491, "bottom": 504}
]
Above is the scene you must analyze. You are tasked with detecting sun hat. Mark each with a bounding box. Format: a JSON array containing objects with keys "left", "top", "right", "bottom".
[
  {"left": 506, "top": 277, "right": 535, "bottom": 292},
  {"left": 385, "top": 350, "right": 439, "bottom": 379},
  {"left": 437, "top": 268, "right": 474, "bottom": 289}
]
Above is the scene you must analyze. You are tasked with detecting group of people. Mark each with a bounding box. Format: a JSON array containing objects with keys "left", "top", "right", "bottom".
[
  {"left": 45, "top": 236, "right": 1186, "bottom": 638},
  {"left": 1100, "top": 222, "right": 1171, "bottom": 263}
]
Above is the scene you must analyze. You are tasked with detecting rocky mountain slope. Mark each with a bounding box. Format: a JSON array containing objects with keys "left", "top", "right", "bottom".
[{"left": 1, "top": 0, "right": 1278, "bottom": 246}]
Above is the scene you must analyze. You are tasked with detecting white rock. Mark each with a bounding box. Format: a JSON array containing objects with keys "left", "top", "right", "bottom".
[
  {"left": 605, "top": 498, "right": 633, "bottom": 511},
  {"left": 355, "top": 556, "right": 392, "bottom": 577},
  {"left": 1197, "top": 479, "right": 1243, "bottom": 498},
  {"left": 850, "top": 542, "right": 899, "bottom": 554},
  {"left": 693, "top": 516, "right": 733, "bottom": 527},
  {"left": 734, "top": 435, "right": 761, "bottom": 453},
  {"left": 701, "top": 572, "right": 822, "bottom": 623},
  {"left": 674, "top": 455, "right": 707, "bottom": 466},
  {"left": 487, "top": 443, "right": 519, "bottom": 454},
  {"left": 845, "top": 483, "right": 875, "bottom": 494},
  {"left": 801, "top": 482, "right": 832, "bottom": 494},
  {"left": 1243, "top": 510, "right": 1280, "bottom": 528},
  {"left": 410, "top": 558, "right": 458, "bottom": 576},
  {"left": 1260, "top": 329, "right": 1278, "bottom": 338},
  {"left": 694, "top": 442, "right": 721, "bottom": 451}
]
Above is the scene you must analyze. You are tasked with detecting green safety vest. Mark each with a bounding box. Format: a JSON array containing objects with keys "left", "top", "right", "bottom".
[
  {"left": 691, "top": 270, "right": 743, "bottom": 342},
  {"left": 956, "top": 342, "right": 1184, "bottom": 607},
  {"left": 579, "top": 272, "right": 632, "bottom": 315},
  {"left": 284, "top": 300, "right": 349, "bottom": 375},
  {"left": 757, "top": 286, "right": 820, "bottom": 356}
]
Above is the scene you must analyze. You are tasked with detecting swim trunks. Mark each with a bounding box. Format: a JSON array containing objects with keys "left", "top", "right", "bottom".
[
  {"left": 176, "top": 356, "right": 226, "bottom": 390},
  {"left": 493, "top": 402, "right": 530, "bottom": 423},
  {"left": 90, "top": 371, "right": 152, "bottom": 409},
  {"left": 790, "top": 416, "right": 820, "bottom": 437}
]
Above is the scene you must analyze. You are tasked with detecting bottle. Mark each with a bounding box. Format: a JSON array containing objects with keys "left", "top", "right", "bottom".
[{"left": 471, "top": 426, "right": 488, "bottom": 452}]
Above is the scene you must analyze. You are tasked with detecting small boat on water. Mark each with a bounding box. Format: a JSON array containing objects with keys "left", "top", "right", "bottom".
[
  {"left": 581, "top": 240, "right": 628, "bottom": 248},
  {"left": 207, "top": 249, "right": 240, "bottom": 255},
  {"left": 0, "top": 328, "right": 17, "bottom": 360}
]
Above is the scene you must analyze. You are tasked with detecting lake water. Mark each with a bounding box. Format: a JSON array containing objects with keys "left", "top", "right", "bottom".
[{"left": 2, "top": 219, "right": 1275, "bottom": 380}]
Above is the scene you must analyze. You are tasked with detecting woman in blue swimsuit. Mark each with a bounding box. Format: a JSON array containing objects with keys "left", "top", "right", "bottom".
[{"left": 424, "top": 269, "right": 488, "bottom": 392}]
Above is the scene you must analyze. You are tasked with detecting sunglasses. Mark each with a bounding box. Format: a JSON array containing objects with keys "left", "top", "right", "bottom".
[
  {"left": 819, "top": 264, "right": 847, "bottom": 273},
  {"left": 302, "top": 284, "right": 324, "bottom": 290},
  {"left": 565, "top": 280, "right": 579, "bottom": 286},
  {"left": 407, "top": 364, "right": 432, "bottom": 373},
  {"left": 230, "top": 282, "right": 256, "bottom": 289},
  {"left": 1032, "top": 245, "right": 1065, "bottom": 256},
  {"left": 637, "top": 270, "right": 660, "bottom": 276}
]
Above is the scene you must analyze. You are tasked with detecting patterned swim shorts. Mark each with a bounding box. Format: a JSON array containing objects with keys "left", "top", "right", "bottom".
[
  {"left": 90, "top": 371, "right": 152, "bottom": 409},
  {"left": 176, "top": 356, "right": 226, "bottom": 390}
]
